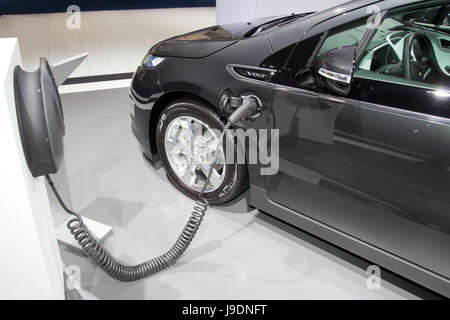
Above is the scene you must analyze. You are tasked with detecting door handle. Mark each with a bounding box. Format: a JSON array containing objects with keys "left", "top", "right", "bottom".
[{"left": 317, "top": 94, "right": 345, "bottom": 104}]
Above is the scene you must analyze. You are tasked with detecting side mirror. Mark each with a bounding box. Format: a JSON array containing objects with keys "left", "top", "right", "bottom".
[{"left": 313, "top": 46, "right": 356, "bottom": 96}]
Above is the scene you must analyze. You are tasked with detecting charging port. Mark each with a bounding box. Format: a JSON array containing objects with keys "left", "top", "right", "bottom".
[{"left": 219, "top": 92, "right": 262, "bottom": 122}]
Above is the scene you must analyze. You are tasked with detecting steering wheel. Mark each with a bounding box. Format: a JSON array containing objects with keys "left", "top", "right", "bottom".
[{"left": 402, "top": 32, "right": 432, "bottom": 81}]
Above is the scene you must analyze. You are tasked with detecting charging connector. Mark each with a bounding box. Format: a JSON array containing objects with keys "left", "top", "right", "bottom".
[
  {"left": 220, "top": 93, "right": 261, "bottom": 123},
  {"left": 228, "top": 96, "right": 260, "bottom": 124}
]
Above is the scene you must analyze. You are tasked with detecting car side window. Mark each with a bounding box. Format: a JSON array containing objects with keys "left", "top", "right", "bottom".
[
  {"left": 355, "top": 4, "right": 450, "bottom": 90},
  {"left": 316, "top": 19, "right": 370, "bottom": 58},
  {"left": 394, "top": 5, "right": 442, "bottom": 25}
]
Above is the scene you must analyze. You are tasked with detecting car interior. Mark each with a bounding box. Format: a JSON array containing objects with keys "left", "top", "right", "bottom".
[{"left": 357, "top": 4, "right": 450, "bottom": 89}]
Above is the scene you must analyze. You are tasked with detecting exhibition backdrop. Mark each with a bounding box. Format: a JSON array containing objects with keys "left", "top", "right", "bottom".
[{"left": 0, "top": 0, "right": 215, "bottom": 14}]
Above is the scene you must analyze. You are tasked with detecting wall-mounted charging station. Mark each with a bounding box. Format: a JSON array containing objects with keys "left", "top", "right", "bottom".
[
  {"left": 13, "top": 49, "right": 258, "bottom": 282},
  {"left": 14, "top": 53, "right": 113, "bottom": 254},
  {"left": 14, "top": 57, "right": 65, "bottom": 177}
]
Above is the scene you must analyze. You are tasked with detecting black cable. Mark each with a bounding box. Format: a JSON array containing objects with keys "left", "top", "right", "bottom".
[{"left": 46, "top": 122, "right": 231, "bottom": 282}]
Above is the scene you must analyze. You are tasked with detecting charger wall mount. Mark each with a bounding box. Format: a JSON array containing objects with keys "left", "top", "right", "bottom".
[{"left": 14, "top": 57, "right": 65, "bottom": 177}]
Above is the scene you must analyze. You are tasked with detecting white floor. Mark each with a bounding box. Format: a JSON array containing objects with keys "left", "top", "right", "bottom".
[
  {"left": 0, "top": 8, "right": 216, "bottom": 77},
  {"left": 57, "top": 87, "right": 431, "bottom": 300}
]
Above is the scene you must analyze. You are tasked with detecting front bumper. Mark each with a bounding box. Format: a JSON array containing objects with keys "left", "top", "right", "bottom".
[
  {"left": 129, "top": 66, "right": 162, "bottom": 161},
  {"left": 129, "top": 91, "right": 158, "bottom": 161}
]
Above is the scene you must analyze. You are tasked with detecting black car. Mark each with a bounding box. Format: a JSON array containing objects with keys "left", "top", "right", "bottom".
[{"left": 130, "top": 0, "right": 450, "bottom": 297}]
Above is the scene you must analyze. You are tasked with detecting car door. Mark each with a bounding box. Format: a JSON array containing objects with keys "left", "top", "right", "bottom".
[{"left": 267, "top": 1, "right": 450, "bottom": 280}]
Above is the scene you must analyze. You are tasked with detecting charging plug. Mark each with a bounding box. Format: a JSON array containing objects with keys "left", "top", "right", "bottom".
[{"left": 228, "top": 96, "right": 260, "bottom": 125}]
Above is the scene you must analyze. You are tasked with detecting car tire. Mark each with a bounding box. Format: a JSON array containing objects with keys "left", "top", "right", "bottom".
[{"left": 156, "top": 97, "right": 248, "bottom": 204}]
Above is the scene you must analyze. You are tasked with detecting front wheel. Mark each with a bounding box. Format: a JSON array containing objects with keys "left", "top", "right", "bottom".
[{"left": 156, "top": 98, "right": 248, "bottom": 204}]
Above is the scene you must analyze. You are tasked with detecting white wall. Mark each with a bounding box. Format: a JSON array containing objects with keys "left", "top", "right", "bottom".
[
  {"left": 216, "top": 0, "right": 258, "bottom": 25},
  {"left": 216, "top": 0, "right": 351, "bottom": 24},
  {"left": 0, "top": 38, "right": 65, "bottom": 299}
]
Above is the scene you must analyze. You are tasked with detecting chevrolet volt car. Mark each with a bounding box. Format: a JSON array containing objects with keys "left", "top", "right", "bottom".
[{"left": 129, "top": 0, "right": 450, "bottom": 296}]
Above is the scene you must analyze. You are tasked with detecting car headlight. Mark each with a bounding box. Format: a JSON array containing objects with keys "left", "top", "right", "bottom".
[{"left": 141, "top": 54, "right": 165, "bottom": 68}]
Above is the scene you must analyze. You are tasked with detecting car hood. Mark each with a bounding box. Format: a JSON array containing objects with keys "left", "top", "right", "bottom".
[{"left": 149, "top": 15, "right": 285, "bottom": 59}]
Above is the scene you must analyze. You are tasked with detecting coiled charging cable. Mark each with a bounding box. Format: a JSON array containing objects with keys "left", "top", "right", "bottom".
[{"left": 46, "top": 98, "right": 257, "bottom": 282}]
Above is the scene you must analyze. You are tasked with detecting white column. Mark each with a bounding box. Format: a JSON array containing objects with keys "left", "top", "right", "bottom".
[{"left": 0, "top": 38, "right": 65, "bottom": 300}]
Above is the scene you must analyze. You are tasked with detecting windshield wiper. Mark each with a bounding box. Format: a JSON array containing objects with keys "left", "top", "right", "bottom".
[{"left": 245, "top": 12, "right": 314, "bottom": 38}]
